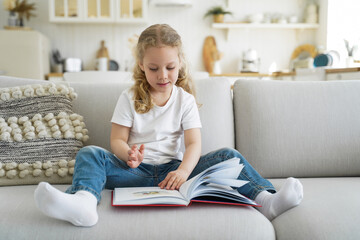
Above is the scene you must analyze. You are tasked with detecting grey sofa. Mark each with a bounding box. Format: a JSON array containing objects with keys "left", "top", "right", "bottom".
[{"left": 1, "top": 76, "right": 359, "bottom": 240}]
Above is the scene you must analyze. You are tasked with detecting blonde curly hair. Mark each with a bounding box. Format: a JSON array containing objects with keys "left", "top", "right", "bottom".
[{"left": 132, "top": 24, "right": 195, "bottom": 114}]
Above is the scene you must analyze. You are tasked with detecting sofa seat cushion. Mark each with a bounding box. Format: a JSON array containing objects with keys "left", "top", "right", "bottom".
[
  {"left": 0, "top": 185, "right": 275, "bottom": 240},
  {"left": 269, "top": 177, "right": 360, "bottom": 240}
]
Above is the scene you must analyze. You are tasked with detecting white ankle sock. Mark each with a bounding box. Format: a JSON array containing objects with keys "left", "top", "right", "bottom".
[
  {"left": 34, "top": 182, "right": 98, "bottom": 227},
  {"left": 255, "top": 177, "right": 303, "bottom": 221}
]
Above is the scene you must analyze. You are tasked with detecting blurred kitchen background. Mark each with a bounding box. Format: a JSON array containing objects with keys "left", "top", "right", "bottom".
[{"left": 0, "top": 0, "right": 359, "bottom": 81}]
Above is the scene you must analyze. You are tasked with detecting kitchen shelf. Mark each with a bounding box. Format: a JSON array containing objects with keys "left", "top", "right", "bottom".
[
  {"left": 210, "top": 68, "right": 360, "bottom": 82},
  {"left": 212, "top": 22, "right": 319, "bottom": 39},
  {"left": 212, "top": 22, "right": 319, "bottom": 29},
  {"left": 210, "top": 67, "right": 360, "bottom": 77}
]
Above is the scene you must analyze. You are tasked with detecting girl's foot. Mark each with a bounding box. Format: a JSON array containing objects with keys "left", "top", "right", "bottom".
[
  {"left": 34, "top": 182, "right": 98, "bottom": 227},
  {"left": 255, "top": 177, "right": 303, "bottom": 221}
]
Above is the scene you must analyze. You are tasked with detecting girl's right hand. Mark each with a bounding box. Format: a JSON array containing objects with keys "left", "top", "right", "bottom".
[{"left": 127, "top": 144, "right": 145, "bottom": 168}]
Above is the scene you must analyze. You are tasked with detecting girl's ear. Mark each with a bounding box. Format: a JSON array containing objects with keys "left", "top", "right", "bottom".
[{"left": 139, "top": 61, "right": 145, "bottom": 71}]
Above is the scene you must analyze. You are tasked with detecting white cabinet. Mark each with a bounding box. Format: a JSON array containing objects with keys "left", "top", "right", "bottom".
[
  {"left": 0, "top": 30, "right": 50, "bottom": 80},
  {"left": 84, "top": 0, "right": 114, "bottom": 22},
  {"left": 115, "top": 0, "right": 147, "bottom": 23},
  {"left": 49, "top": 0, "right": 83, "bottom": 22},
  {"left": 49, "top": 0, "right": 148, "bottom": 23}
]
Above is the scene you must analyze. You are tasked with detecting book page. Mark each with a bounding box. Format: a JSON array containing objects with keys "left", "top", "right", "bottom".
[
  {"left": 179, "top": 157, "right": 243, "bottom": 199},
  {"left": 190, "top": 184, "right": 258, "bottom": 206},
  {"left": 113, "top": 187, "right": 188, "bottom": 205},
  {"left": 205, "top": 164, "right": 244, "bottom": 179},
  {"left": 204, "top": 178, "right": 248, "bottom": 188},
  {"left": 179, "top": 174, "right": 197, "bottom": 199}
]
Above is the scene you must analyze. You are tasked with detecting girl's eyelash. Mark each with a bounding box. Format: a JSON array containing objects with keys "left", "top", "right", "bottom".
[{"left": 148, "top": 67, "right": 175, "bottom": 71}]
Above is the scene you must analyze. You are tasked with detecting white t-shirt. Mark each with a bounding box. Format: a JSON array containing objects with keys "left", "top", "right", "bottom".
[{"left": 111, "top": 85, "right": 202, "bottom": 165}]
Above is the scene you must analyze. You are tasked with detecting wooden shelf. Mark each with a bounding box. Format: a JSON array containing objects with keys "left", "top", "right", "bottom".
[
  {"left": 4, "top": 26, "right": 32, "bottom": 31},
  {"left": 212, "top": 22, "right": 319, "bottom": 40},
  {"left": 212, "top": 22, "right": 320, "bottom": 29},
  {"left": 325, "top": 67, "right": 360, "bottom": 74}
]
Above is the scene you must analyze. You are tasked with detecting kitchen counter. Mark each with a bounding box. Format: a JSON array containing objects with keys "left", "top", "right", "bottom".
[
  {"left": 325, "top": 67, "right": 360, "bottom": 73},
  {"left": 210, "top": 72, "right": 295, "bottom": 78},
  {"left": 45, "top": 67, "right": 360, "bottom": 83},
  {"left": 210, "top": 67, "right": 360, "bottom": 82},
  {"left": 210, "top": 67, "right": 360, "bottom": 78}
]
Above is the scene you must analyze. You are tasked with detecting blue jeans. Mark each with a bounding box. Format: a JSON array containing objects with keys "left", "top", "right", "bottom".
[{"left": 66, "top": 146, "right": 275, "bottom": 203}]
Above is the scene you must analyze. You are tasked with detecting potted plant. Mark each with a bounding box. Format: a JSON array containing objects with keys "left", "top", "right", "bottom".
[
  {"left": 344, "top": 39, "right": 358, "bottom": 67},
  {"left": 3, "top": 0, "right": 36, "bottom": 27},
  {"left": 204, "top": 6, "right": 232, "bottom": 23}
]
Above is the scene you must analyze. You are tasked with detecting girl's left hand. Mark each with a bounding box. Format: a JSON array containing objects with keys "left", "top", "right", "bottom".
[{"left": 158, "top": 169, "right": 190, "bottom": 190}]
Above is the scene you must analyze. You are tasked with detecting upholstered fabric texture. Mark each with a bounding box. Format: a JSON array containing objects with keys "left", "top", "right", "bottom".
[
  {"left": 233, "top": 79, "right": 360, "bottom": 178},
  {"left": 0, "top": 83, "right": 89, "bottom": 186},
  {"left": 0, "top": 185, "right": 275, "bottom": 240},
  {"left": 271, "top": 177, "right": 360, "bottom": 240}
]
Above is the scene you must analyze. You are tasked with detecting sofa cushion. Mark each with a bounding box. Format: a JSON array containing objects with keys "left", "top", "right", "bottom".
[
  {"left": 0, "top": 79, "right": 89, "bottom": 186},
  {"left": 0, "top": 76, "right": 45, "bottom": 87},
  {"left": 270, "top": 177, "right": 360, "bottom": 240},
  {"left": 70, "top": 77, "right": 235, "bottom": 154},
  {"left": 195, "top": 77, "right": 235, "bottom": 154},
  {"left": 233, "top": 79, "right": 360, "bottom": 178},
  {"left": 0, "top": 185, "right": 275, "bottom": 240},
  {"left": 69, "top": 81, "right": 133, "bottom": 150}
]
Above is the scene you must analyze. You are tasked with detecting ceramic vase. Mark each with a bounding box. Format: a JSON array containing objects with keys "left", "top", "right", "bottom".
[
  {"left": 346, "top": 56, "right": 354, "bottom": 68},
  {"left": 7, "top": 11, "right": 17, "bottom": 26}
]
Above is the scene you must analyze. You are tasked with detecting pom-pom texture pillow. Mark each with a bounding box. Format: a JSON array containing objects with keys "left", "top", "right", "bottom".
[{"left": 0, "top": 83, "right": 89, "bottom": 186}]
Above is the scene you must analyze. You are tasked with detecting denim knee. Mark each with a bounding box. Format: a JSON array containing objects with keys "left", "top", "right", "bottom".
[
  {"left": 76, "top": 145, "right": 104, "bottom": 162},
  {"left": 77, "top": 145, "right": 99, "bottom": 155},
  {"left": 215, "top": 147, "right": 243, "bottom": 160}
]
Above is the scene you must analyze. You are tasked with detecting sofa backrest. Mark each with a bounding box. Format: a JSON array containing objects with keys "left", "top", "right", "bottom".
[
  {"left": 70, "top": 77, "right": 235, "bottom": 155},
  {"left": 233, "top": 79, "right": 360, "bottom": 178},
  {"left": 195, "top": 77, "right": 235, "bottom": 154},
  {"left": 0, "top": 76, "right": 44, "bottom": 86},
  {"left": 70, "top": 81, "right": 132, "bottom": 151},
  {"left": 64, "top": 71, "right": 133, "bottom": 83},
  {"left": 0, "top": 76, "right": 234, "bottom": 157}
]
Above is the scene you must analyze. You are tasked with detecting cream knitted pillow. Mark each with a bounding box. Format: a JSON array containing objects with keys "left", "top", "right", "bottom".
[{"left": 0, "top": 83, "right": 89, "bottom": 186}]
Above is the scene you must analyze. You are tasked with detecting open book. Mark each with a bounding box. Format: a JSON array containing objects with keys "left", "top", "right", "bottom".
[{"left": 112, "top": 158, "right": 260, "bottom": 207}]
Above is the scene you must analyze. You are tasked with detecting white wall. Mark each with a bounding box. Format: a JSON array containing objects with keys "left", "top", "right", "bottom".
[
  {"left": 326, "top": 0, "right": 360, "bottom": 61},
  {"left": 0, "top": 0, "right": 324, "bottom": 73}
]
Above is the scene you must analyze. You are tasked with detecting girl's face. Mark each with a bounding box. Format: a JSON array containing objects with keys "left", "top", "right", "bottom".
[{"left": 139, "top": 46, "right": 180, "bottom": 95}]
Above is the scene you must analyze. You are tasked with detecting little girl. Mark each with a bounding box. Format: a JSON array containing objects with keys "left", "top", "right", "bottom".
[{"left": 34, "top": 24, "right": 303, "bottom": 227}]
